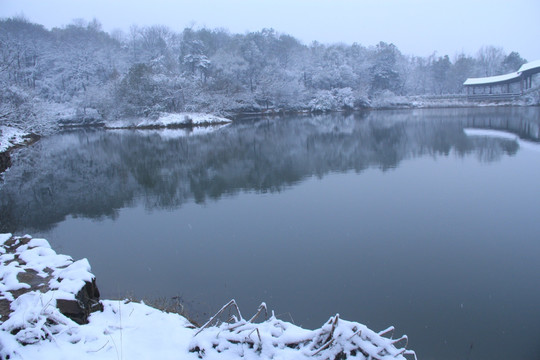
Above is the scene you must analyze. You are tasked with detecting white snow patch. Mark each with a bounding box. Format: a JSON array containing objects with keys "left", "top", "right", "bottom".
[
  {"left": 103, "top": 118, "right": 139, "bottom": 129},
  {"left": 150, "top": 112, "right": 231, "bottom": 126},
  {"left": 0, "top": 126, "right": 29, "bottom": 153},
  {"left": 0, "top": 233, "right": 12, "bottom": 244},
  {"left": 0, "top": 263, "right": 29, "bottom": 296}
]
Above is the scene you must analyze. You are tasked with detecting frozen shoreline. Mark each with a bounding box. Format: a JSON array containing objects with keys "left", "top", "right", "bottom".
[
  {"left": 0, "top": 126, "right": 33, "bottom": 154},
  {"left": 0, "top": 127, "right": 40, "bottom": 174},
  {"left": 0, "top": 234, "right": 415, "bottom": 360}
]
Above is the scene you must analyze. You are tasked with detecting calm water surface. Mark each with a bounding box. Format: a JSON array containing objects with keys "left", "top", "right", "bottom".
[{"left": 1, "top": 107, "right": 540, "bottom": 360}]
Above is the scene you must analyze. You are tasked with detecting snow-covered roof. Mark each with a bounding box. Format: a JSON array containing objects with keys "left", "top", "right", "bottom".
[
  {"left": 518, "top": 59, "right": 540, "bottom": 74},
  {"left": 463, "top": 72, "right": 521, "bottom": 86},
  {"left": 464, "top": 59, "right": 540, "bottom": 87}
]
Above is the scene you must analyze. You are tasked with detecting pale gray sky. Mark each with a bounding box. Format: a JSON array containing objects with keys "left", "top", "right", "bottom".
[{"left": 2, "top": 0, "right": 539, "bottom": 60}]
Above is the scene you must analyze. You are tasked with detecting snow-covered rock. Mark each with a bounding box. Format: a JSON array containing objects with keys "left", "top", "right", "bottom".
[{"left": 0, "top": 235, "right": 102, "bottom": 329}]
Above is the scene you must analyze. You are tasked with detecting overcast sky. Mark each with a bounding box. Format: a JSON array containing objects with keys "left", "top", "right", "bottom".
[{"left": 2, "top": 0, "right": 539, "bottom": 60}]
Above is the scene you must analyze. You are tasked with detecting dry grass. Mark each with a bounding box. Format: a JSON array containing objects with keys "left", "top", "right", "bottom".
[{"left": 120, "top": 294, "right": 200, "bottom": 327}]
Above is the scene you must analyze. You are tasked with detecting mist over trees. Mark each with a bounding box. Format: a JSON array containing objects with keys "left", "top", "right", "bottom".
[{"left": 0, "top": 16, "right": 528, "bottom": 133}]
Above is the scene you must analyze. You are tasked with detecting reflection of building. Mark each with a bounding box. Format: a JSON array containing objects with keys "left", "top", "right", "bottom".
[{"left": 463, "top": 60, "right": 540, "bottom": 99}]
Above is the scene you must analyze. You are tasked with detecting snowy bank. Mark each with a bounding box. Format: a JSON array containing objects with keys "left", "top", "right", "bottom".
[
  {"left": 0, "top": 127, "right": 39, "bottom": 174},
  {"left": 0, "top": 234, "right": 416, "bottom": 360},
  {"left": 105, "top": 112, "right": 232, "bottom": 129},
  {"left": 0, "top": 127, "right": 31, "bottom": 154}
]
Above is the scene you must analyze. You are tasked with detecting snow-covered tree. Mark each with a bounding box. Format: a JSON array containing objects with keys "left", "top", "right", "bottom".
[
  {"left": 502, "top": 51, "right": 526, "bottom": 73},
  {"left": 477, "top": 45, "right": 505, "bottom": 77},
  {"left": 1, "top": 16, "right": 534, "bottom": 132},
  {"left": 431, "top": 55, "right": 451, "bottom": 94},
  {"left": 369, "top": 42, "right": 403, "bottom": 95}
]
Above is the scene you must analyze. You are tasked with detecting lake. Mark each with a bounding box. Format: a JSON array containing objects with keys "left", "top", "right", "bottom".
[{"left": 1, "top": 107, "right": 539, "bottom": 360}]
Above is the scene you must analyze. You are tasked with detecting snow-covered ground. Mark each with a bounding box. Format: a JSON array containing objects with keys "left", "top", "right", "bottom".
[
  {"left": 105, "top": 112, "right": 232, "bottom": 129},
  {"left": 0, "top": 234, "right": 415, "bottom": 360},
  {"left": 0, "top": 127, "right": 29, "bottom": 153}
]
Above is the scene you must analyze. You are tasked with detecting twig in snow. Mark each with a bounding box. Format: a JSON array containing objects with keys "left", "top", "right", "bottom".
[
  {"left": 378, "top": 326, "right": 394, "bottom": 338},
  {"left": 404, "top": 349, "right": 418, "bottom": 360},
  {"left": 194, "top": 299, "right": 242, "bottom": 336},
  {"left": 247, "top": 328, "right": 262, "bottom": 343},
  {"left": 248, "top": 302, "right": 267, "bottom": 323},
  {"left": 42, "top": 325, "right": 60, "bottom": 347},
  {"left": 87, "top": 340, "right": 109, "bottom": 353},
  {"left": 190, "top": 301, "right": 415, "bottom": 360},
  {"left": 312, "top": 315, "right": 339, "bottom": 356},
  {"left": 119, "top": 301, "right": 123, "bottom": 360},
  {"left": 392, "top": 334, "right": 408, "bottom": 348},
  {"left": 108, "top": 333, "right": 120, "bottom": 360}
]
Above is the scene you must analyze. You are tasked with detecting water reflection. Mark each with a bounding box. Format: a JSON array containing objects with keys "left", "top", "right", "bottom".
[
  {"left": 2, "top": 107, "right": 538, "bottom": 233},
  {"left": 2, "top": 107, "right": 540, "bottom": 360}
]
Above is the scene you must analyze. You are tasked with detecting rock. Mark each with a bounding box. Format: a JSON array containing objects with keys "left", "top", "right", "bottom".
[
  {"left": 57, "top": 278, "right": 103, "bottom": 325},
  {"left": 0, "top": 151, "right": 11, "bottom": 174},
  {"left": 0, "top": 133, "right": 39, "bottom": 175},
  {"left": 0, "top": 234, "right": 103, "bottom": 325}
]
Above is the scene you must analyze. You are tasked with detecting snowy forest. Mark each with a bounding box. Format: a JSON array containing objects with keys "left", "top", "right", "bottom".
[{"left": 0, "top": 16, "right": 528, "bottom": 134}]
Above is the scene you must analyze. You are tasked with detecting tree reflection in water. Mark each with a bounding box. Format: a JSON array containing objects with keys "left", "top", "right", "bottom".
[{"left": 2, "top": 107, "right": 538, "bottom": 233}]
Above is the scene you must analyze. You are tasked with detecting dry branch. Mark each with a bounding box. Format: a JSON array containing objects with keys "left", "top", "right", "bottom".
[{"left": 190, "top": 300, "right": 417, "bottom": 360}]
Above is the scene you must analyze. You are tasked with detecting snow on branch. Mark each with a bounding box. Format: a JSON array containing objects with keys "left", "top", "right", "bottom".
[{"left": 190, "top": 301, "right": 416, "bottom": 360}]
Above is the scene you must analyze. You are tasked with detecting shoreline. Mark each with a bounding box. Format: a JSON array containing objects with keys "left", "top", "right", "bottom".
[
  {"left": 0, "top": 132, "right": 40, "bottom": 175},
  {"left": 0, "top": 233, "right": 416, "bottom": 359},
  {"left": 1, "top": 101, "right": 539, "bottom": 176}
]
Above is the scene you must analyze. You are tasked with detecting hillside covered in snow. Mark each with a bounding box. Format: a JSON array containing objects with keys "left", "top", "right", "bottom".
[{"left": 0, "top": 17, "right": 535, "bottom": 135}]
